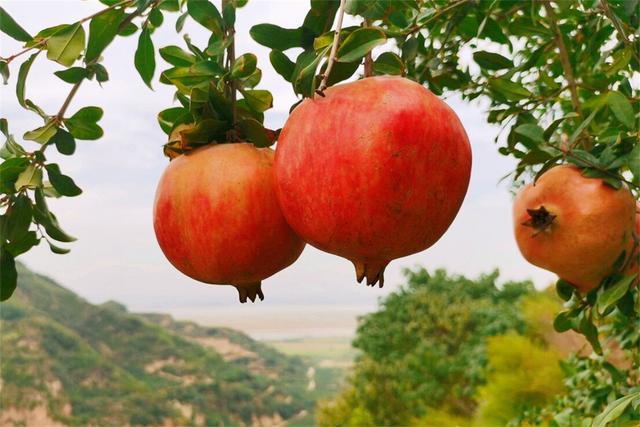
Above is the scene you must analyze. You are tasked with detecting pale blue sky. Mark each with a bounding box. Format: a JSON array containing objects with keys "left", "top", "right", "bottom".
[{"left": 1, "top": 1, "right": 555, "bottom": 312}]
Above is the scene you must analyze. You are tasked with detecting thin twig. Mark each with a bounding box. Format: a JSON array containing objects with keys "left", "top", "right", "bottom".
[
  {"left": 543, "top": 1, "right": 582, "bottom": 116},
  {"left": 599, "top": 0, "right": 640, "bottom": 62},
  {"left": 363, "top": 18, "right": 373, "bottom": 78},
  {"left": 56, "top": 81, "right": 83, "bottom": 122},
  {"left": 223, "top": 0, "right": 237, "bottom": 127},
  {"left": 317, "top": 0, "right": 347, "bottom": 95}
]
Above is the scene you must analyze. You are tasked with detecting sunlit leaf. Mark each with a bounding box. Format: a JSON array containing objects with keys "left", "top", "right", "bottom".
[{"left": 46, "top": 24, "right": 85, "bottom": 67}]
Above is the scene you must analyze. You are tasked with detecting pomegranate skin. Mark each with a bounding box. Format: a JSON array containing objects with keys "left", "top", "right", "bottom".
[
  {"left": 513, "top": 165, "right": 636, "bottom": 294},
  {"left": 274, "top": 76, "right": 472, "bottom": 286},
  {"left": 153, "top": 143, "right": 305, "bottom": 302}
]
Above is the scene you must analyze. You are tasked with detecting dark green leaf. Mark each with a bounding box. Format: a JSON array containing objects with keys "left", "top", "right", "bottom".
[
  {"left": 54, "top": 67, "right": 88, "bottom": 84},
  {"left": 303, "top": 0, "right": 339, "bottom": 36},
  {"left": 33, "top": 188, "right": 76, "bottom": 242},
  {"left": 50, "top": 128, "right": 76, "bottom": 155},
  {"left": 159, "top": 45, "right": 196, "bottom": 67},
  {"left": 6, "top": 194, "right": 32, "bottom": 242},
  {"left": 179, "top": 118, "right": 227, "bottom": 144},
  {"left": 45, "top": 164, "right": 82, "bottom": 197},
  {"left": 118, "top": 22, "right": 138, "bottom": 36},
  {"left": 149, "top": 8, "right": 164, "bottom": 28},
  {"left": 568, "top": 110, "right": 597, "bottom": 144},
  {"left": 175, "top": 11, "right": 188, "bottom": 33},
  {"left": 241, "top": 89, "right": 273, "bottom": 113},
  {"left": 250, "top": 24, "right": 303, "bottom": 51},
  {"left": 336, "top": 28, "right": 386, "bottom": 63},
  {"left": 64, "top": 106, "right": 104, "bottom": 140},
  {"left": 86, "top": 8, "right": 124, "bottom": 63},
  {"left": 134, "top": 28, "right": 155, "bottom": 88},
  {"left": 238, "top": 118, "right": 277, "bottom": 147},
  {"left": 222, "top": 1, "right": 235, "bottom": 28},
  {"left": 323, "top": 60, "right": 359, "bottom": 86},
  {"left": 556, "top": 279, "right": 574, "bottom": 301},
  {"left": 187, "top": 0, "right": 224, "bottom": 36},
  {"left": 579, "top": 311, "right": 602, "bottom": 355},
  {"left": 592, "top": 391, "right": 640, "bottom": 427},
  {"left": 230, "top": 53, "right": 257, "bottom": 79},
  {"left": 597, "top": 274, "right": 636, "bottom": 315},
  {"left": 90, "top": 63, "right": 109, "bottom": 82},
  {"left": 157, "top": 107, "right": 191, "bottom": 134},
  {"left": 48, "top": 241, "right": 71, "bottom": 254},
  {"left": 5, "top": 230, "right": 39, "bottom": 257},
  {"left": 488, "top": 78, "right": 532, "bottom": 100},
  {"left": 0, "top": 247, "right": 17, "bottom": 301},
  {"left": 269, "top": 50, "right": 295, "bottom": 82},
  {"left": 16, "top": 53, "right": 38, "bottom": 108},
  {"left": 553, "top": 311, "right": 574, "bottom": 332},
  {"left": 0, "top": 60, "right": 8, "bottom": 85},
  {"left": 0, "top": 6, "right": 32, "bottom": 42},
  {"left": 514, "top": 123, "right": 545, "bottom": 143},
  {"left": 162, "top": 61, "right": 223, "bottom": 86},
  {"left": 473, "top": 51, "right": 514, "bottom": 70},
  {"left": 607, "top": 91, "right": 634, "bottom": 129},
  {"left": 293, "top": 48, "right": 327, "bottom": 97},
  {"left": 373, "top": 52, "right": 405, "bottom": 75},
  {"left": 46, "top": 24, "right": 85, "bottom": 67}
]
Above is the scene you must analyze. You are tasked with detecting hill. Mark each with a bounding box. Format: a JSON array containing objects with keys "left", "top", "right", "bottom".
[{"left": 0, "top": 264, "right": 313, "bottom": 426}]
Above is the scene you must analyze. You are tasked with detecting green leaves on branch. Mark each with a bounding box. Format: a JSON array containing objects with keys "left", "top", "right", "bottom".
[
  {"left": 64, "top": 106, "right": 104, "bottom": 140},
  {"left": 135, "top": 28, "right": 155, "bottom": 88},
  {"left": 86, "top": 8, "right": 125, "bottom": 63}
]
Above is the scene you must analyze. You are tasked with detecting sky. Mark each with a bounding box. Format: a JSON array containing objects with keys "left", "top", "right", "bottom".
[{"left": 0, "top": 1, "right": 556, "bottom": 313}]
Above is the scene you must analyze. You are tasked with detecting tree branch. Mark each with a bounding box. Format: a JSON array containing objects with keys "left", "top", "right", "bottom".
[
  {"left": 363, "top": 18, "right": 373, "bottom": 78},
  {"left": 317, "top": 0, "right": 347, "bottom": 95},
  {"left": 599, "top": 0, "right": 640, "bottom": 62},
  {"left": 544, "top": 1, "right": 582, "bottom": 116}
]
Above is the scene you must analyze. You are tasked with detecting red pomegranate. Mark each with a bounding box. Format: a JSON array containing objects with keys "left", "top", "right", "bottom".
[
  {"left": 274, "top": 76, "right": 472, "bottom": 287},
  {"left": 513, "top": 165, "right": 636, "bottom": 293},
  {"left": 153, "top": 143, "right": 305, "bottom": 302}
]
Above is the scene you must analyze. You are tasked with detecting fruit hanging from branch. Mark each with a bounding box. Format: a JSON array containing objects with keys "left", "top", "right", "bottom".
[
  {"left": 513, "top": 165, "right": 637, "bottom": 294},
  {"left": 153, "top": 143, "right": 305, "bottom": 303},
  {"left": 274, "top": 76, "right": 472, "bottom": 287}
]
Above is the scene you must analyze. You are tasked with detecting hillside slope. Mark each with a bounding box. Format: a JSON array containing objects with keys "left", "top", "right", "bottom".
[{"left": 0, "top": 264, "right": 312, "bottom": 426}]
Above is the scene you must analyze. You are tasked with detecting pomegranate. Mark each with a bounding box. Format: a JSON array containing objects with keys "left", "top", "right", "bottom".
[
  {"left": 513, "top": 165, "right": 636, "bottom": 293},
  {"left": 274, "top": 76, "right": 472, "bottom": 287},
  {"left": 153, "top": 143, "right": 305, "bottom": 302}
]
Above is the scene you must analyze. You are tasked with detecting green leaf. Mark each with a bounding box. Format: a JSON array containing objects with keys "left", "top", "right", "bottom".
[
  {"left": 23, "top": 121, "right": 58, "bottom": 144},
  {"left": 0, "top": 6, "right": 32, "bottom": 42},
  {"left": 6, "top": 194, "right": 32, "bottom": 242},
  {"left": 323, "top": 60, "right": 359, "bottom": 86},
  {"left": 603, "top": 48, "right": 632, "bottom": 77},
  {"left": 5, "top": 230, "right": 39, "bottom": 257},
  {"left": 238, "top": 118, "right": 277, "bottom": 148},
  {"left": 50, "top": 128, "right": 76, "bottom": 155},
  {"left": 579, "top": 311, "right": 602, "bottom": 355},
  {"left": 488, "top": 78, "right": 532, "bottom": 101},
  {"left": 473, "top": 51, "right": 514, "bottom": 70},
  {"left": 230, "top": 53, "right": 257, "bottom": 79},
  {"left": 607, "top": 91, "right": 634, "bottom": 129},
  {"left": 159, "top": 45, "right": 196, "bottom": 67},
  {"left": 0, "top": 247, "right": 18, "bottom": 301},
  {"left": 553, "top": 311, "right": 574, "bottom": 332},
  {"left": 65, "top": 106, "right": 104, "bottom": 140},
  {"left": 293, "top": 48, "right": 327, "bottom": 97},
  {"left": 54, "top": 67, "right": 88, "bottom": 84},
  {"left": 514, "top": 123, "right": 545, "bottom": 143},
  {"left": 119, "top": 22, "right": 138, "bottom": 37},
  {"left": 205, "top": 38, "right": 231, "bottom": 57},
  {"left": 149, "top": 8, "right": 164, "bottom": 28},
  {"left": 269, "top": 50, "right": 295, "bottom": 82},
  {"left": 0, "top": 60, "right": 8, "bottom": 85},
  {"left": 222, "top": 1, "right": 235, "bottom": 28},
  {"left": 373, "top": 52, "right": 405, "bottom": 75},
  {"left": 556, "top": 279, "right": 574, "bottom": 301},
  {"left": 597, "top": 274, "right": 636, "bottom": 315},
  {"left": 134, "top": 28, "right": 155, "bottom": 89},
  {"left": 89, "top": 63, "right": 109, "bottom": 82},
  {"left": 14, "top": 164, "right": 42, "bottom": 190},
  {"left": 241, "top": 90, "right": 273, "bottom": 113},
  {"left": 568, "top": 110, "right": 597, "bottom": 144},
  {"left": 45, "top": 164, "right": 82, "bottom": 197},
  {"left": 16, "top": 53, "right": 38, "bottom": 108},
  {"left": 0, "top": 157, "right": 29, "bottom": 185},
  {"left": 336, "top": 28, "right": 386, "bottom": 63},
  {"left": 303, "top": 0, "right": 339, "bottom": 36},
  {"left": 250, "top": 24, "right": 303, "bottom": 51},
  {"left": 48, "top": 241, "right": 71, "bottom": 254},
  {"left": 33, "top": 188, "right": 76, "bottom": 243},
  {"left": 46, "top": 24, "right": 86, "bottom": 67},
  {"left": 157, "top": 107, "right": 191, "bottom": 134},
  {"left": 86, "top": 8, "right": 124, "bottom": 63},
  {"left": 591, "top": 391, "right": 640, "bottom": 427},
  {"left": 175, "top": 11, "right": 188, "bottom": 33},
  {"left": 187, "top": 0, "right": 224, "bottom": 36},
  {"left": 162, "top": 61, "right": 223, "bottom": 86},
  {"left": 179, "top": 118, "right": 227, "bottom": 144}
]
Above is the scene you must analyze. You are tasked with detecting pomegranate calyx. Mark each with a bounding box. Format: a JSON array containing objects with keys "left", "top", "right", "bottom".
[
  {"left": 523, "top": 206, "right": 556, "bottom": 236},
  {"left": 353, "top": 259, "right": 389, "bottom": 288},
  {"left": 233, "top": 282, "right": 264, "bottom": 303}
]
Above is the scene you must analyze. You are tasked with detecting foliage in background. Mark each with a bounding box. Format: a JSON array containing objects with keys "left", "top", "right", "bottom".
[
  {"left": 1, "top": 263, "right": 312, "bottom": 425},
  {"left": 316, "top": 268, "right": 534, "bottom": 426}
]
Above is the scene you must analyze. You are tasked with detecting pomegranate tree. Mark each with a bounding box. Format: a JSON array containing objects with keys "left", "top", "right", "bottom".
[
  {"left": 274, "top": 76, "right": 472, "bottom": 287},
  {"left": 153, "top": 144, "right": 305, "bottom": 303}
]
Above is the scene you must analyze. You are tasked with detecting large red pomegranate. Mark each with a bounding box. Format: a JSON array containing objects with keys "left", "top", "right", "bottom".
[
  {"left": 153, "top": 143, "right": 305, "bottom": 302},
  {"left": 274, "top": 76, "right": 472, "bottom": 287},
  {"left": 513, "top": 165, "right": 636, "bottom": 293}
]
